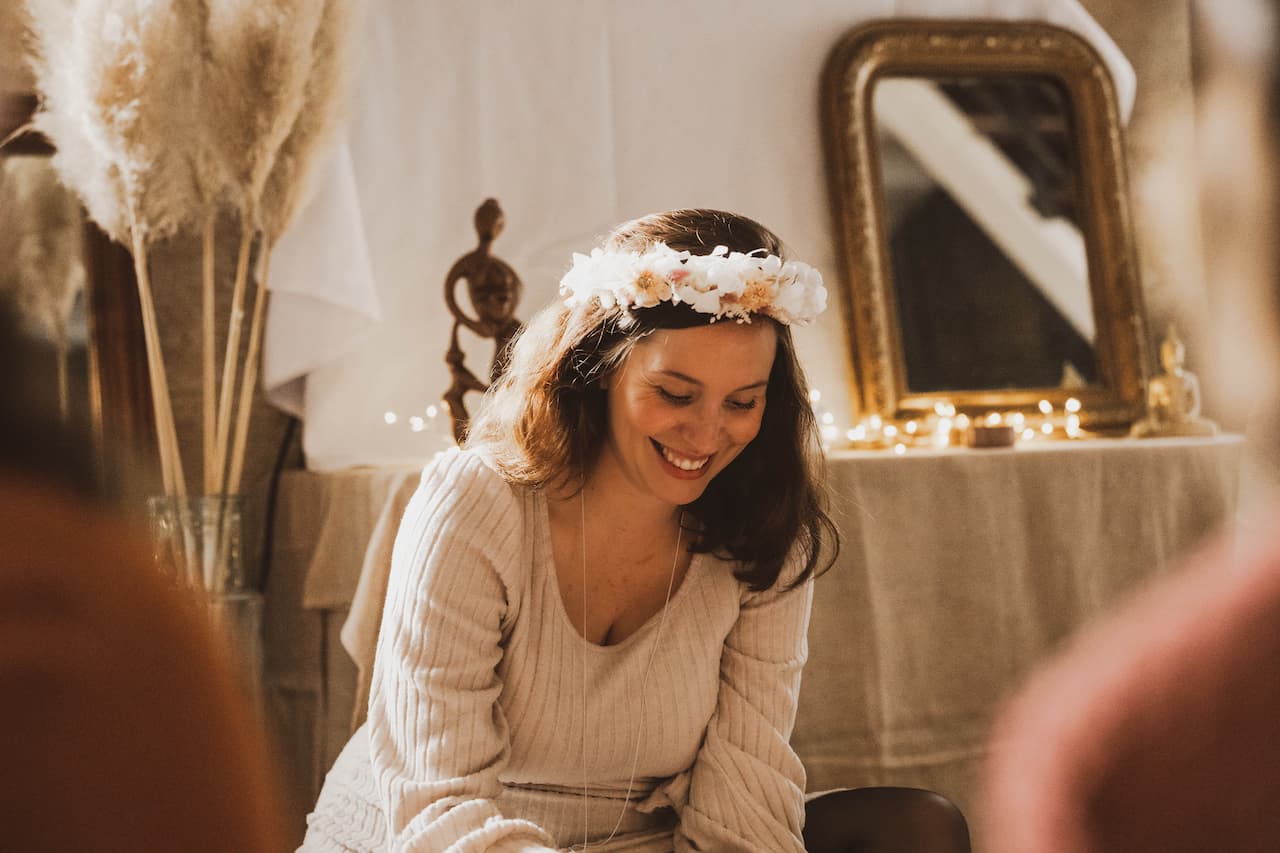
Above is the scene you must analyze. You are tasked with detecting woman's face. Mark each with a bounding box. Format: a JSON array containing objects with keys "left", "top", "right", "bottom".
[{"left": 600, "top": 320, "right": 778, "bottom": 508}]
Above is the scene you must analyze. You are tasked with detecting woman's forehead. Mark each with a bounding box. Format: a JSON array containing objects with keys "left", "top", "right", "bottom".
[{"left": 630, "top": 322, "right": 777, "bottom": 381}]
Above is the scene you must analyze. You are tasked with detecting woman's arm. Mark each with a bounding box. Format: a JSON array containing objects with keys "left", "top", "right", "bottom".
[
  {"left": 367, "top": 450, "right": 558, "bottom": 853},
  {"left": 675, "top": 569, "right": 813, "bottom": 852}
]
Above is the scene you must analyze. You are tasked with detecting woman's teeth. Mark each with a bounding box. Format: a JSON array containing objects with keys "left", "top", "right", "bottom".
[{"left": 659, "top": 443, "right": 710, "bottom": 471}]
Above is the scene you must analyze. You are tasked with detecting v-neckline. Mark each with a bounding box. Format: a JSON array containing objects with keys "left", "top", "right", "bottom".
[{"left": 536, "top": 490, "right": 699, "bottom": 652}]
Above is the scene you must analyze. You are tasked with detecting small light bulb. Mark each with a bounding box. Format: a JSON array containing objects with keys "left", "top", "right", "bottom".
[
  {"left": 1038, "top": 399, "right": 1053, "bottom": 415},
  {"left": 410, "top": 416, "right": 425, "bottom": 432},
  {"left": 1021, "top": 428, "right": 1036, "bottom": 441},
  {"left": 809, "top": 388, "right": 822, "bottom": 404},
  {"left": 985, "top": 412, "right": 1002, "bottom": 427},
  {"left": 384, "top": 411, "right": 398, "bottom": 425},
  {"left": 893, "top": 443, "right": 907, "bottom": 455},
  {"left": 955, "top": 414, "right": 971, "bottom": 429},
  {"left": 1065, "top": 397, "right": 1082, "bottom": 413},
  {"left": 822, "top": 412, "right": 835, "bottom": 425},
  {"left": 868, "top": 414, "right": 883, "bottom": 430},
  {"left": 1008, "top": 412, "right": 1026, "bottom": 428},
  {"left": 1041, "top": 422, "right": 1054, "bottom": 435},
  {"left": 821, "top": 424, "right": 838, "bottom": 441},
  {"left": 426, "top": 404, "right": 439, "bottom": 418},
  {"left": 884, "top": 424, "right": 899, "bottom": 438},
  {"left": 849, "top": 425, "right": 867, "bottom": 441},
  {"left": 905, "top": 420, "right": 918, "bottom": 435}
]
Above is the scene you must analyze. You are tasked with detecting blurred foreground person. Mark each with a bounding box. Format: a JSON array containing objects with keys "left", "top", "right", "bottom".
[
  {"left": 981, "top": 3, "right": 1280, "bottom": 851},
  {"left": 0, "top": 302, "right": 286, "bottom": 852}
]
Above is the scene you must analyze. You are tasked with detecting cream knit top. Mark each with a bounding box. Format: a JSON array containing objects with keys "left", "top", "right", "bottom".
[{"left": 301, "top": 448, "right": 812, "bottom": 852}]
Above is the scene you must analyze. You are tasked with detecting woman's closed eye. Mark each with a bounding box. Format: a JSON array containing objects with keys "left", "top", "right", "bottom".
[
  {"left": 657, "top": 387, "right": 694, "bottom": 405},
  {"left": 656, "top": 385, "right": 761, "bottom": 411}
]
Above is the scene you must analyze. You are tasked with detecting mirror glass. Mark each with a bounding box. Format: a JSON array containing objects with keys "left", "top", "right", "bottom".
[{"left": 874, "top": 73, "right": 1097, "bottom": 394}]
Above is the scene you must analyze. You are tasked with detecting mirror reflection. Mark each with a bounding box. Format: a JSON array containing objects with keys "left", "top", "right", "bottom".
[{"left": 874, "top": 73, "right": 1098, "bottom": 393}]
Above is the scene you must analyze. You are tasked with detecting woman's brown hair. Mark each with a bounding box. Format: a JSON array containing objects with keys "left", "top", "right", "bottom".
[{"left": 466, "top": 209, "right": 838, "bottom": 590}]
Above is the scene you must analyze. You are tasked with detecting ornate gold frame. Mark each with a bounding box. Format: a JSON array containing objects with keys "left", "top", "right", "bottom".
[{"left": 821, "top": 20, "right": 1148, "bottom": 430}]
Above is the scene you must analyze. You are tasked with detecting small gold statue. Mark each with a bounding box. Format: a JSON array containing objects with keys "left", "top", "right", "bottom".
[{"left": 1130, "top": 324, "right": 1217, "bottom": 438}]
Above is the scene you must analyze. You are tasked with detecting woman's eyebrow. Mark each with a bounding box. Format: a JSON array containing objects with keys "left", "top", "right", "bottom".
[{"left": 655, "top": 370, "right": 768, "bottom": 393}]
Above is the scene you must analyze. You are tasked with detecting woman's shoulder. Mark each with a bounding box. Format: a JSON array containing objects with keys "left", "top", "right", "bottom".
[
  {"left": 399, "top": 445, "right": 529, "bottom": 537},
  {"left": 403, "top": 447, "right": 536, "bottom": 603},
  {"left": 417, "top": 446, "right": 523, "bottom": 503}
]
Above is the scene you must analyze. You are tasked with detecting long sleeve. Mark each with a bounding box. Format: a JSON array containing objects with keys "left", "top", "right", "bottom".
[
  {"left": 366, "top": 449, "right": 558, "bottom": 853},
  {"left": 674, "top": 567, "right": 813, "bottom": 852}
]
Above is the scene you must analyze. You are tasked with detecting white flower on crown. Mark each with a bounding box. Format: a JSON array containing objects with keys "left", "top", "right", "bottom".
[{"left": 559, "top": 242, "right": 827, "bottom": 326}]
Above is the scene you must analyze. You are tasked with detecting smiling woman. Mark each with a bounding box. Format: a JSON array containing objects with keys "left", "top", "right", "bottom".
[{"left": 300, "top": 209, "right": 838, "bottom": 853}]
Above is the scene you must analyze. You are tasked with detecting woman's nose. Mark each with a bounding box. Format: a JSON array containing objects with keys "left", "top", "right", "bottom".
[{"left": 680, "top": 406, "right": 722, "bottom": 454}]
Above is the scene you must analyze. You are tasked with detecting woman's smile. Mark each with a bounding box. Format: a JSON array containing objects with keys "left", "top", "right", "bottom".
[{"left": 651, "top": 439, "right": 712, "bottom": 477}]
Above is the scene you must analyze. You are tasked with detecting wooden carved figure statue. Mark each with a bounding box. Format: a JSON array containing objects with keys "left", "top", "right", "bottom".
[{"left": 443, "top": 198, "right": 523, "bottom": 443}]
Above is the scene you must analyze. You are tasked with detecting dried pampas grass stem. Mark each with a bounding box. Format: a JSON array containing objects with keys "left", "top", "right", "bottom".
[
  {"left": 202, "top": 211, "right": 217, "bottom": 493},
  {"left": 229, "top": 0, "right": 354, "bottom": 494},
  {"left": 228, "top": 250, "right": 271, "bottom": 495},
  {"left": 213, "top": 228, "right": 253, "bottom": 494},
  {"left": 129, "top": 224, "right": 187, "bottom": 499}
]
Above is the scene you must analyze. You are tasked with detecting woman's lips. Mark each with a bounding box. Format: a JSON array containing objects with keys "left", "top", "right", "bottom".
[{"left": 651, "top": 439, "right": 712, "bottom": 480}]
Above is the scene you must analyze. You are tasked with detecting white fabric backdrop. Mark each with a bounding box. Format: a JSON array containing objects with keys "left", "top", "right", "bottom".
[{"left": 263, "top": 0, "right": 1134, "bottom": 470}]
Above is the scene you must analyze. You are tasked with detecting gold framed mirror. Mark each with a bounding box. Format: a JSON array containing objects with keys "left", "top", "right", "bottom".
[{"left": 822, "top": 20, "right": 1149, "bottom": 432}]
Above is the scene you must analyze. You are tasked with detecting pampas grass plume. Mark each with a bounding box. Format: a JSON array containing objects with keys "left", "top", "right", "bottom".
[
  {"left": 27, "top": 0, "right": 206, "bottom": 242},
  {"left": 0, "top": 158, "right": 86, "bottom": 347},
  {"left": 24, "top": 0, "right": 129, "bottom": 242},
  {"left": 204, "top": 0, "right": 324, "bottom": 228},
  {"left": 260, "top": 0, "right": 353, "bottom": 243}
]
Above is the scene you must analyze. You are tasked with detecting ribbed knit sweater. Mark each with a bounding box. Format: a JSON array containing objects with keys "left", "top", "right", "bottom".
[{"left": 301, "top": 448, "right": 812, "bottom": 852}]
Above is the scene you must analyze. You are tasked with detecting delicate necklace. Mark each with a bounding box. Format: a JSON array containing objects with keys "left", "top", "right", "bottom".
[{"left": 579, "top": 489, "right": 683, "bottom": 851}]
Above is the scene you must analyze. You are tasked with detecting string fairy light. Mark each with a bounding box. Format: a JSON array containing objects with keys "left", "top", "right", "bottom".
[{"left": 807, "top": 385, "right": 1097, "bottom": 453}]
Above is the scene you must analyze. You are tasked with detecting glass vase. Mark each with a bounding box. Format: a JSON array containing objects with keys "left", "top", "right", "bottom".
[
  {"left": 147, "top": 494, "right": 263, "bottom": 706},
  {"left": 146, "top": 494, "right": 246, "bottom": 594}
]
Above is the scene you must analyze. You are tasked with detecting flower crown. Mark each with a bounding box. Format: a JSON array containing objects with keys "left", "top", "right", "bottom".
[{"left": 558, "top": 242, "right": 828, "bottom": 326}]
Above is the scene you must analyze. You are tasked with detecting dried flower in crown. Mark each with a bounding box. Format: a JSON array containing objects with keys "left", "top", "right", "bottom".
[{"left": 559, "top": 242, "right": 828, "bottom": 326}]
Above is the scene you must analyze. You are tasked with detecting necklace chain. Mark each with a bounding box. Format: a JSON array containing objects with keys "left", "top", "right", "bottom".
[{"left": 579, "top": 489, "right": 683, "bottom": 851}]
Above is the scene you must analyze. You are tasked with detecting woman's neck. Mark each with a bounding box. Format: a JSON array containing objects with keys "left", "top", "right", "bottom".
[{"left": 572, "top": 454, "right": 682, "bottom": 541}]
